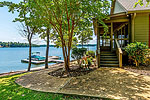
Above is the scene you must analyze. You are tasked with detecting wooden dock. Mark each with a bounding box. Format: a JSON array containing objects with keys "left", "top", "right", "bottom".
[{"left": 21, "top": 56, "right": 64, "bottom": 64}]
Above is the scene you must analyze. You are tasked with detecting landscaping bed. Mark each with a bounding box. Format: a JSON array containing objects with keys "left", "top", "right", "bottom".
[{"left": 48, "top": 67, "right": 97, "bottom": 78}]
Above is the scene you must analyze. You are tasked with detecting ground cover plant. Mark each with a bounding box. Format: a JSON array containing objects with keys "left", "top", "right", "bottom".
[{"left": 0, "top": 73, "right": 111, "bottom": 100}]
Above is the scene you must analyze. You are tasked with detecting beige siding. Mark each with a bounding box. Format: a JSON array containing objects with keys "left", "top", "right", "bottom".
[{"left": 134, "top": 13, "right": 149, "bottom": 46}]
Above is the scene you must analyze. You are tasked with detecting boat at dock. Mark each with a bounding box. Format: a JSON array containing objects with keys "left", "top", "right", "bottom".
[{"left": 21, "top": 52, "right": 63, "bottom": 64}]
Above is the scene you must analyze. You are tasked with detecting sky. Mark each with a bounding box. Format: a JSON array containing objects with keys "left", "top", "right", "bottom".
[{"left": 0, "top": 0, "right": 97, "bottom": 45}]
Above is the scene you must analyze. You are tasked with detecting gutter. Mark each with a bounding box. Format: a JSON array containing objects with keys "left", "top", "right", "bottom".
[{"left": 128, "top": 9, "right": 150, "bottom": 14}]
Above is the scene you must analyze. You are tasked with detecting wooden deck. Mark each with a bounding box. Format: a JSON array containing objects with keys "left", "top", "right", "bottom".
[{"left": 21, "top": 56, "right": 64, "bottom": 64}]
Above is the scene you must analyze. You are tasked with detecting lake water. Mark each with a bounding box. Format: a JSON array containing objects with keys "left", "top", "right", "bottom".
[{"left": 0, "top": 46, "right": 96, "bottom": 73}]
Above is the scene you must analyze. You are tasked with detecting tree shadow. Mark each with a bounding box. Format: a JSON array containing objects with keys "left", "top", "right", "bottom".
[{"left": 62, "top": 68, "right": 150, "bottom": 99}]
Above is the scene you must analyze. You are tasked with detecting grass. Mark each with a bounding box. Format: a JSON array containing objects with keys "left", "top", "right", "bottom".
[{"left": 0, "top": 73, "right": 112, "bottom": 100}]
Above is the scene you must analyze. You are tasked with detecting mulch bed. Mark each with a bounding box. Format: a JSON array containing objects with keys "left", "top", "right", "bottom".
[
  {"left": 124, "top": 65, "right": 150, "bottom": 76},
  {"left": 48, "top": 67, "right": 97, "bottom": 78}
]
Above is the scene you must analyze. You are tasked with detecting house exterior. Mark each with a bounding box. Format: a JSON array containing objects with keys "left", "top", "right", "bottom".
[{"left": 93, "top": 0, "right": 150, "bottom": 67}]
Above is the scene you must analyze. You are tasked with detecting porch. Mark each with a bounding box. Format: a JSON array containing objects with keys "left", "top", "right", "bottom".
[{"left": 93, "top": 13, "right": 131, "bottom": 67}]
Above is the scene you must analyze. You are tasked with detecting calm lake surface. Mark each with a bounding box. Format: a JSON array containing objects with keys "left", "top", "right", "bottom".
[{"left": 0, "top": 46, "right": 96, "bottom": 73}]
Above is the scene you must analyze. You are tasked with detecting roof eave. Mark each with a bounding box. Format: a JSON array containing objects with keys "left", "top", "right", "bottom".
[
  {"left": 109, "top": 12, "right": 127, "bottom": 17},
  {"left": 127, "top": 9, "right": 150, "bottom": 14}
]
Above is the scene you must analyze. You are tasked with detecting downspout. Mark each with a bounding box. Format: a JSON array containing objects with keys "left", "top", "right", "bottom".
[{"left": 131, "top": 13, "right": 136, "bottom": 43}]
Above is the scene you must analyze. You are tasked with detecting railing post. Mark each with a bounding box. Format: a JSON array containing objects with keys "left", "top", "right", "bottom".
[
  {"left": 119, "top": 49, "right": 122, "bottom": 68},
  {"left": 115, "top": 39, "right": 123, "bottom": 68},
  {"left": 96, "top": 48, "right": 100, "bottom": 68},
  {"left": 111, "top": 22, "right": 113, "bottom": 52}
]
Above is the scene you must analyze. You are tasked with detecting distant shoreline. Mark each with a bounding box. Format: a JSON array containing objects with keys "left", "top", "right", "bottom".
[{"left": 0, "top": 44, "right": 97, "bottom": 48}]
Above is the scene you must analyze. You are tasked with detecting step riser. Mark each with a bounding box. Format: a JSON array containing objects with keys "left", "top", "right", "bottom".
[
  {"left": 101, "top": 51, "right": 113, "bottom": 53},
  {"left": 100, "top": 62, "right": 119, "bottom": 64},
  {"left": 100, "top": 65, "right": 119, "bottom": 67},
  {"left": 100, "top": 58, "right": 118, "bottom": 61},
  {"left": 101, "top": 52, "right": 115, "bottom": 53},
  {"left": 100, "top": 53, "right": 115, "bottom": 55},
  {"left": 101, "top": 56, "right": 117, "bottom": 58},
  {"left": 100, "top": 54, "right": 116, "bottom": 56}
]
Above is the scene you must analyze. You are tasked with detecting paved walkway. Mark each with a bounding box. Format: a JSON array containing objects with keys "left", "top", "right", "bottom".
[{"left": 16, "top": 67, "right": 150, "bottom": 100}]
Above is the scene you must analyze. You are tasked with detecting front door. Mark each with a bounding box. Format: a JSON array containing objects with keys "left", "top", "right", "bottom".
[{"left": 100, "top": 35, "right": 111, "bottom": 51}]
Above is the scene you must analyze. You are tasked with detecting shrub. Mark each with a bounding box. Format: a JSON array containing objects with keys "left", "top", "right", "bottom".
[
  {"left": 125, "top": 42, "right": 149, "bottom": 67},
  {"left": 71, "top": 47, "right": 87, "bottom": 66},
  {"left": 87, "top": 57, "right": 93, "bottom": 67},
  {"left": 81, "top": 56, "right": 93, "bottom": 69},
  {"left": 86, "top": 50, "right": 95, "bottom": 58}
]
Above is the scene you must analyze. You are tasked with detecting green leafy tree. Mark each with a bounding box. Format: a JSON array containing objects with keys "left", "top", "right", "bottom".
[
  {"left": 29, "top": 0, "right": 110, "bottom": 72},
  {"left": 0, "top": 0, "right": 39, "bottom": 71},
  {"left": 39, "top": 27, "right": 52, "bottom": 69},
  {"left": 19, "top": 23, "right": 37, "bottom": 71},
  {"left": 0, "top": 0, "right": 53, "bottom": 69}
]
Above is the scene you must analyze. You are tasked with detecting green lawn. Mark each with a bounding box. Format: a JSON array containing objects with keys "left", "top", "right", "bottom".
[{"left": 0, "top": 73, "right": 111, "bottom": 100}]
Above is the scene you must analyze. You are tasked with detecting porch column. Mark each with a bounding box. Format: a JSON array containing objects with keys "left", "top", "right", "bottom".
[
  {"left": 131, "top": 13, "right": 136, "bottom": 42},
  {"left": 128, "top": 15, "right": 132, "bottom": 43},
  {"left": 97, "top": 27, "right": 100, "bottom": 68},
  {"left": 111, "top": 22, "right": 113, "bottom": 51}
]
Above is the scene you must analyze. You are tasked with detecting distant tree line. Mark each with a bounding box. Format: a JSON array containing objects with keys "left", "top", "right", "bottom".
[{"left": 0, "top": 41, "right": 39, "bottom": 47}]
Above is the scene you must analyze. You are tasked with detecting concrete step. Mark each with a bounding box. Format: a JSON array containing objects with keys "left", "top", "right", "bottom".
[
  {"left": 100, "top": 61, "right": 119, "bottom": 64},
  {"left": 100, "top": 63, "right": 119, "bottom": 67}
]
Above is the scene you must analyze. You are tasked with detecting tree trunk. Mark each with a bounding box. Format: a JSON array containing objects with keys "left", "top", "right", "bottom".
[
  {"left": 65, "top": 58, "right": 70, "bottom": 72},
  {"left": 87, "top": 42, "right": 89, "bottom": 51},
  {"left": 82, "top": 33, "right": 83, "bottom": 48},
  {"left": 45, "top": 28, "right": 50, "bottom": 69},
  {"left": 28, "top": 41, "right": 32, "bottom": 71},
  {"left": 62, "top": 46, "right": 70, "bottom": 72}
]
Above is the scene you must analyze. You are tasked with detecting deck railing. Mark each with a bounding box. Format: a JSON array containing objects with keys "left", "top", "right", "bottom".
[{"left": 115, "top": 39, "right": 123, "bottom": 67}]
